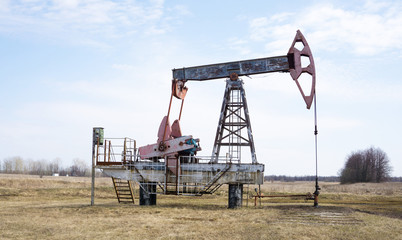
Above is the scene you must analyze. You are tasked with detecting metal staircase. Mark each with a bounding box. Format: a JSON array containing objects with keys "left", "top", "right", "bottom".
[
  {"left": 112, "top": 177, "right": 135, "bottom": 204},
  {"left": 198, "top": 164, "right": 231, "bottom": 195}
]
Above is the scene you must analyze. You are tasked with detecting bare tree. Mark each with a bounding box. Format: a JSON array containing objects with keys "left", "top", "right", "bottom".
[
  {"left": 52, "top": 158, "right": 60, "bottom": 174},
  {"left": 70, "top": 158, "right": 89, "bottom": 176},
  {"left": 27, "top": 159, "right": 48, "bottom": 176},
  {"left": 1, "top": 157, "right": 93, "bottom": 177},
  {"left": 3, "top": 158, "right": 13, "bottom": 173},
  {"left": 14, "top": 157, "right": 24, "bottom": 174},
  {"left": 46, "top": 158, "right": 61, "bottom": 175},
  {"left": 340, "top": 147, "right": 392, "bottom": 184},
  {"left": 2, "top": 157, "right": 25, "bottom": 174},
  {"left": 340, "top": 151, "right": 363, "bottom": 183},
  {"left": 374, "top": 148, "right": 392, "bottom": 182}
]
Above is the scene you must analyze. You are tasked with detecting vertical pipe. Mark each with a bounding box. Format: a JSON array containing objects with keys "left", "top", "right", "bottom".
[
  {"left": 134, "top": 140, "right": 137, "bottom": 160},
  {"left": 91, "top": 142, "right": 95, "bottom": 206},
  {"left": 164, "top": 156, "right": 167, "bottom": 195},
  {"left": 108, "top": 141, "right": 111, "bottom": 162},
  {"left": 313, "top": 91, "right": 320, "bottom": 207},
  {"left": 177, "top": 157, "right": 180, "bottom": 194},
  {"left": 96, "top": 138, "right": 100, "bottom": 164},
  {"left": 104, "top": 140, "right": 107, "bottom": 162},
  {"left": 175, "top": 157, "right": 179, "bottom": 194},
  {"left": 123, "top": 138, "right": 127, "bottom": 164},
  {"left": 91, "top": 130, "right": 98, "bottom": 206}
]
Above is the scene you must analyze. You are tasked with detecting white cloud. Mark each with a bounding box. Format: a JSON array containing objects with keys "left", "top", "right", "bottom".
[
  {"left": 169, "top": 4, "right": 190, "bottom": 16},
  {"left": 317, "top": 58, "right": 402, "bottom": 103},
  {"left": 0, "top": 0, "right": 10, "bottom": 12},
  {"left": 145, "top": 25, "right": 167, "bottom": 35},
  {"left": 247, "top": 1, "right": 402, "bottom": 56},
  {"left": 242, "top": 1, "right": 402, "bottom": 105},
  {"left": 249, "top": 17, "right": 270, "bottom": 41},
  {"left": 112, "top": 63, "right": 134, "bottom": 71},
  {"left": 52, "top": 0, "right": 80, "bottom": 9},
  {"left": 320, "top": 116, "right": 361, "bottom": 129},
  {"left": 0, "top": 0, "right": 185, "bottom": 46},
  {"left": 227, "top": 37, "right": 251, "bottom": 55},
  {"left": 363, "top": 0, "right": 392, "bottom": 12}
]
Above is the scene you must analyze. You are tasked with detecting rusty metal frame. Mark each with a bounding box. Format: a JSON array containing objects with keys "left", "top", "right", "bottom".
[
  {"left": 172, "top": 56, "right": 289, "bottom": 81},
  {"left": 172, "top": 30, "right": 316, "bottom": 109},
  {"left": 211, "top": 79, "right": 257, "bottom": 164}
]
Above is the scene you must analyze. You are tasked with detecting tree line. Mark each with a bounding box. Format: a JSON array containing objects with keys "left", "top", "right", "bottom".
[
  {"left": 1, "top": 148, "right": 398, "bottom": 182},
  {"left": 264, "top": 175, "right": 401, "bottom": 182},
  {"left": 0, "top": 157, "right": 90, "bottom": 177},
  {"left": 264, "top": 175, "right": 340, "bottom": 182}
]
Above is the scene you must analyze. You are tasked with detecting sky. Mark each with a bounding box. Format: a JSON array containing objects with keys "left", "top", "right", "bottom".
[{"left": 0, "top": 0, "right": 401, "bottom": 177}]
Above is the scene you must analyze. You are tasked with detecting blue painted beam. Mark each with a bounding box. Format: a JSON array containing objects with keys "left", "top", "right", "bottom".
[{"left": 172, "top": 55, "right": 290, "bottom": 81}]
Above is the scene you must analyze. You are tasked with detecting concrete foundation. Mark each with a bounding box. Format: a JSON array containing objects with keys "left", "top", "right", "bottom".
[
  {"left": 228, "top": 184, "right": 243, "bottom": 208},
  {"left": 139, "top": 183, "right": 157, "bottom": 206}
]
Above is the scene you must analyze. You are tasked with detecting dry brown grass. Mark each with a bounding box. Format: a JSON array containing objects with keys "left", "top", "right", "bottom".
[
  {"left": 258, "top": 181, "right": 402, "bottom": 219},
  {"left": 0, "top": 174, "right": 401, "bottom": 240}
]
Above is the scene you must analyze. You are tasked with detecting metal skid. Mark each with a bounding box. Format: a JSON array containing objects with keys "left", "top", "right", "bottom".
[{"left": 95, "top": 139, "right": 264, "bottom": 197}]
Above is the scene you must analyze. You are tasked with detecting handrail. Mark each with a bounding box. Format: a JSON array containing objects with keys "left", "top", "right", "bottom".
[{"left": 96, "top": 137, "right": 137, "bottom": 166}]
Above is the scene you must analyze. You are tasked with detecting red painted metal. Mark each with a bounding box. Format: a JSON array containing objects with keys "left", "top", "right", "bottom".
[
  {"left": 157, "top": 116, "right": 172, "bottom": 143},
  {"left": 288, "top": 30, "right": 316, "bottom": 109},
  {"left": 171, "top": 120, "right": 182, "bottom": 138},
  {"left": 172, "top": 79, "right": 188, "bottom": 99},
  {"left": 138, "top": 136, "right": 198, "bottom": 159},
  {"left": 139, "top": 114, "right": 199, "bottom": 159}
]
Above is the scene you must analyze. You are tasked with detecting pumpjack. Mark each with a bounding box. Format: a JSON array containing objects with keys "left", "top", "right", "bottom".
[{"left": 93, "top": 30, "right": 318, "bottom": 208}]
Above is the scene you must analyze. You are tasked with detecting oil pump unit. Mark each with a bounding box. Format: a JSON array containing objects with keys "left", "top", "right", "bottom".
[{"left": 93, "top": 30, "right": 318, "bottom": 208}]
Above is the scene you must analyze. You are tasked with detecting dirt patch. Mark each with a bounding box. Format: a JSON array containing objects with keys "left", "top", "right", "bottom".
[
  {"left": 270, "top": 205, "right": 364, "bottom": 225},
  {"left": 353, "top": 207, "right": 402, "bottom": 220}
]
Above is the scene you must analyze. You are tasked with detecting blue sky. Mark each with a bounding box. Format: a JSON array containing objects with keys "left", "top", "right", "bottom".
[{"left": 1, "top": 0, "right": 401, "bottom": 176}]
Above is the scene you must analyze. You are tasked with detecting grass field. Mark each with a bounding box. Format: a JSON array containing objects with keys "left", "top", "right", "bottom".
[{"left": 0, "top": 174, "right": 401, "bottom": 239}]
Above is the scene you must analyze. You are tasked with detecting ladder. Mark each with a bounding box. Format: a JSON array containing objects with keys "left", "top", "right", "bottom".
[
  {"left": 228, "top": 87, "right": 242, "bottom": 161},
  {"left": 112, "top": 177, "right": 135, "bottom": 204},
  {"left": 198, "top": 164, "right": 231, "bottom": 195}
]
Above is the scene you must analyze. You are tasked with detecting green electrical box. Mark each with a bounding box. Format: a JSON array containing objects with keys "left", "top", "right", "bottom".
[{"left": 93, "top": 127, "right": 104, "bottom": 146}]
